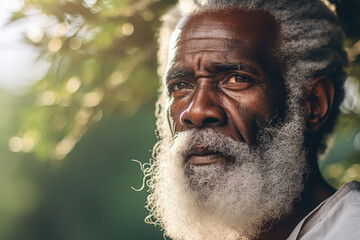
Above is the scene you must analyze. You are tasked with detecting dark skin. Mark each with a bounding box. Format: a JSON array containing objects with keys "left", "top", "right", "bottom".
[{"left": 165, "top": 8, "right": 336, "bottom": 240}]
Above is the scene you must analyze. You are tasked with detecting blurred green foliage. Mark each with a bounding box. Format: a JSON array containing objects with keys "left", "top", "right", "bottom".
[
  {"left": 319, "top": 0, "right": 360, "bottom": 188},
  {"left": 0, "top": 98, "right": 164, "bottom": 239},
  {"left": 9, "top": 0, "right": 176, "bottom": 162},
  {"left": 0, "top": 0, "right": 360, "bottom": 239},
  {"left": 2, "top": 0, "right": 176, "bottom": 239}
]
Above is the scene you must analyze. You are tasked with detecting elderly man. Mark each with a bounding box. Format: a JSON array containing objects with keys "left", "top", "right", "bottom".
[{"left": 144, "top": 0, "right": 360, "bottom": 239}]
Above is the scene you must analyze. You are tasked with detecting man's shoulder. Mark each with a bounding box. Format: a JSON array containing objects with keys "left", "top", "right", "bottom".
[{"left": 288, "top": 181, "right": 360, "bottom": 240}]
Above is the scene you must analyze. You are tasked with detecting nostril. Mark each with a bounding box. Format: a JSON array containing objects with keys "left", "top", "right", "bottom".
[
  {"left": 203, "top": 117, "right": 220, "bottom": 125},
  {"left": 184, "top": 119, "right": 193, "bottom": 125}
]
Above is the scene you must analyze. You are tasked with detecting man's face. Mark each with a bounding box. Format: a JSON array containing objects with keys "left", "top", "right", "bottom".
[
  {"left": 166, "top": 8, "right": 286, "bottom": 151},
  {"left": 148, "top": 8, "right": 308, "bottom": 240}
]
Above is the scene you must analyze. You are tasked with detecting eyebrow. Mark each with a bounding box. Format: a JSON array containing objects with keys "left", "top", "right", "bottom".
[
  {"left": 212, "top": 62, "right": 259, "bottom": 76},
  {"left": 165, "top": 62, "right": 259, "bottom": 82},
  {"left": 165, "top": 67, "right": 194, "bottom": 82}
]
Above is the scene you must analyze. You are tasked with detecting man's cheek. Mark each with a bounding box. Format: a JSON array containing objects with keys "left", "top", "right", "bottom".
[{"left": 169, "top": 105, "right": 181, "bottom": 133}]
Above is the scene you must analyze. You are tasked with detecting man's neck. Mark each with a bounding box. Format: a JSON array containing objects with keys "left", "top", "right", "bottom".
[{"left": 256, "top": 156, "right": 336, "bottom": 240}]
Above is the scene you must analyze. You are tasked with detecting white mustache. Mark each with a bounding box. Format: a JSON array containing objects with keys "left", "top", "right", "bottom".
[{"left": 170, "top": 128, "right": 253, "bottom": 161}]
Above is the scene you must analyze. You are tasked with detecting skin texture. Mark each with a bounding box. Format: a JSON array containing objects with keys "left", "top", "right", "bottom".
[
  {"left": 166, "top": 9, "right": 285, "bottom": 165},
  {"left": 164, "top": 8, "right": 336, "bottom": 240}
]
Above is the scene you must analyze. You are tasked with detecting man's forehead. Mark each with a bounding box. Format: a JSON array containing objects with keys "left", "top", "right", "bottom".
[
  {"left": 165, "top": 8, "right": 281, "bottom": 79},
  {"left": 167, "top": 8, "right": 280, "bottom": 61},
  {"left": 176, "top": 8, "right": 279, "bottom": 41},
  {"left": 178, "top": 22, "right": 244, "bottom": 44}
]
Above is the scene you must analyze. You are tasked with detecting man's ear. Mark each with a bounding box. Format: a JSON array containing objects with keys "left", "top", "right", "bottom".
[{"left": 304, "top": 76, "right": 334, "bottom": 132}]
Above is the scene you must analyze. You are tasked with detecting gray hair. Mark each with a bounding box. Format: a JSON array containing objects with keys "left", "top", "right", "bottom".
[{"left": 154, "top": 0, "right": 348, "bottom": 156}]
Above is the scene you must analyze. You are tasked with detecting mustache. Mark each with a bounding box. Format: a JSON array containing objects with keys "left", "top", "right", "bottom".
[{"left": 170, "top": 129, "right": 254, "bottom": 160}]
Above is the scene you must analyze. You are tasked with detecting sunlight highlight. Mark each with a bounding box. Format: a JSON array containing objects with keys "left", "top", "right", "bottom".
[
  {"left": 41, "top": 91, "right": 56, "bottom": 105},
  {"left": 69, "top": 37, "right": 82, "bottom": 50},
  {"left": 122, "top": 22, "right": 134, "bottom": 36},
  {"left": 48, "top": 38, "right": 63, "bottom": 52},
  {"left": 26, "top": 26, "right": 44, "bottom": 43},
  {"left": 9, "top": 137, "right": 23, "bottom": 152},
  {"left": 83, "top": 91, "right": 101, "bottom": 107},
  {"left": 66, "top": 76, "right": 81, "bottom": 93}
]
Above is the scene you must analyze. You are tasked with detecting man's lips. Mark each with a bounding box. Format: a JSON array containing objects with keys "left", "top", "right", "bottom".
[{"left": 186, "top": 146, "right": 228, "bottom": 165}]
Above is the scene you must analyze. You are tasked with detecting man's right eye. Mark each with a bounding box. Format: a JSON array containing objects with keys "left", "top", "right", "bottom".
[{"left": 169, "top": 82, "right": 191, "bottom": 92}]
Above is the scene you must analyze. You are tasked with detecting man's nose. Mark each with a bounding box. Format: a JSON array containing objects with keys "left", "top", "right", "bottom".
[{"left": 180, "top": 85, "right": 226, "bottom": 128}]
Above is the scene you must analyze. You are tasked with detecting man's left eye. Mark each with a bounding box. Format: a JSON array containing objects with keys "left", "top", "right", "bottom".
[{"left": 226, "top": 74, "right": 251, "bottom": 84}]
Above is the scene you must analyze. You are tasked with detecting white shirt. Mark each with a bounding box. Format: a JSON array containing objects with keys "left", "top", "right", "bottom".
[{"left": 287, "top": 181, "right": 360, "bottom": 240}]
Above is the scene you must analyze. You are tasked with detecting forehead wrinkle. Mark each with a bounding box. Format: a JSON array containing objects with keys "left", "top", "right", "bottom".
[
  {"left": 179, "top": 38, "right": 245, "bottom": 52},
  {"left": 182, "top": 50, "right": 226, "bottom": 55},
  {"left": 182, "top": 16, "right": 248, "bottom": 39},
  {"left": 168, "top": 54, "right": 262, "bottom": 80},
  {"left": 178, "top": 36, "right": 236, "bottom": 44}
]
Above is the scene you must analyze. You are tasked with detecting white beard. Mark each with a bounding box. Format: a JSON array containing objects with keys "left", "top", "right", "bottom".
[{"left": 146, "top": 112, "right": 309, "bottom": 240}]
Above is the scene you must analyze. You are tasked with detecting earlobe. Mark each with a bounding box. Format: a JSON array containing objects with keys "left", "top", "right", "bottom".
[{"left": 304, "top": 76, "right": 334, "bottom": 132}]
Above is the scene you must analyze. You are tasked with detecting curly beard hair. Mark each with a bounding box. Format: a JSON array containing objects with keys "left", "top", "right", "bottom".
[{"left": 145, "top": 104, "right": 310, "bottom": 240}]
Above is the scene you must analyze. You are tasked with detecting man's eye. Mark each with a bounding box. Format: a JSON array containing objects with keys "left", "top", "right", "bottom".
[
  {"left": 226, "top": 75, "right": 251, "bottom": 84},
  {"left": 170, "top": 82, "right": 191, "bottom": 92}
]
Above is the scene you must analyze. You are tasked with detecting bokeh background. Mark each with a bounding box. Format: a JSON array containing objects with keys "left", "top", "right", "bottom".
[{"left": 0, "top": 0, "right": 359, "bottom": 239}]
